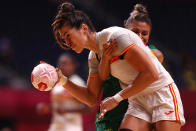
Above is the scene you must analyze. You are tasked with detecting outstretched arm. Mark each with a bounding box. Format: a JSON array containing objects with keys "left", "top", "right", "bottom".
[
  {"left": 61, "top": 74, "right": 102, "bottom": 107},
  {"left": 57, "top": 70, "right": 102, "bottom": 107},
  {"left": 56, "top": 52, "right": 103, "bottom": 107}
]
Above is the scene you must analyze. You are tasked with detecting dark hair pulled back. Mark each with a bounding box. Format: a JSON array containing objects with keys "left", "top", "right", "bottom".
[
  {"left": 124, "top": 4, "right": 152, "bottom": 28},
  {"left": 52, "top": 2, "right": 95, "bottom": 49}
]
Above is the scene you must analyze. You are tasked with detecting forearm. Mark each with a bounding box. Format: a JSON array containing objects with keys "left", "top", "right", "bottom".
[
  {"left": 118, "top": 70, "right": 158, "bottom": 100},
  {"left": 98, "top": 57, "right": 111, "bottom": 81},
  {"left": 62, "top": 77, "right": 102, "bottom": 107},
  {"left": 52, "top": 94, "right": 76, "bottom": 101}
]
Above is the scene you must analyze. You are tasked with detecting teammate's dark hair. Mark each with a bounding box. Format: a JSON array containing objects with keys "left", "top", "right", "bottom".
[
  {"left": 52, "top": 2, "right": 95, "bottom": 49},
  {"left": 124, "top": 4, "right": 152, "bottom": 28}
]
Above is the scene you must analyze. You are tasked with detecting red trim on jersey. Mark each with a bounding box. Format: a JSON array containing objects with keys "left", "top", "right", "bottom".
[
  {"left": 116, "top": 44, "right": 136, "bottom": 57},
  {"left": 169, "top": 84, "right": 180, "bottom": 121},
  {"left": 110, "top": 56, "right": 120, "bottom": 64},
  {"left": 110, "top": 44, "right": 135, "bottom": 64}
]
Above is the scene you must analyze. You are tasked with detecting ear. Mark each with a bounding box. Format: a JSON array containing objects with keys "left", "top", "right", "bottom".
[{"left": 81, "top": 24, "right": 89, "bottom": 33}]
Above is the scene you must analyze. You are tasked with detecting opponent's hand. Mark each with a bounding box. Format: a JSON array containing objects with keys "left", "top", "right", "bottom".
[
  {"left": 97, "top": 96, "right": 119, "bottom": 120},
  {"left": 56, "top": 68, "right": 68, "bottom": 86},
  {"left": 102, "top": 39, "right": 117, "bottom": 61}
]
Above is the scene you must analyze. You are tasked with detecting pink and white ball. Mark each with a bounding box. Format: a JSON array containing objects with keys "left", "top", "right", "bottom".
[{"left": 31, "top": 63, "right": 58, "bottom": 91}]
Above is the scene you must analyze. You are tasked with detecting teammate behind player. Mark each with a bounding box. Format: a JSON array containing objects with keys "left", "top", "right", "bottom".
[{"left": 52, "top": 2, "right": 185, "bottom": 131}]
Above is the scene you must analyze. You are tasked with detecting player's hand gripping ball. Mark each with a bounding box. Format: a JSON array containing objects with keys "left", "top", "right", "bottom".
[{"left": 31, "top": 63, "right": 58, "bottom": 91}]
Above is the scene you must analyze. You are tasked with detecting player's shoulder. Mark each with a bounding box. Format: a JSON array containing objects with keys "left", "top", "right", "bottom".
[{"left": 99, "top": 26, "right": 128, "bottom": 36}]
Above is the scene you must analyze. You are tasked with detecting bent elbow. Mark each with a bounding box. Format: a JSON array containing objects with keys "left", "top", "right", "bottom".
[
  {"left": 86, "top": 97, "right": 97, "bottom": 107},
  {"left": 88, "top": 102, "right": 96, "bottom": 107}
]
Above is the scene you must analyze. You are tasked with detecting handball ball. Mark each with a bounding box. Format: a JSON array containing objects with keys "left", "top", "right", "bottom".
[{"left": 31, "top": 63, "right": 58, "bottom": 91}]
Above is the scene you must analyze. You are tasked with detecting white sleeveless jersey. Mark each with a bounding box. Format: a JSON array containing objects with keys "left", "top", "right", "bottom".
[{"left": 88, "top": 26, "right": 174, "bottom": 97}]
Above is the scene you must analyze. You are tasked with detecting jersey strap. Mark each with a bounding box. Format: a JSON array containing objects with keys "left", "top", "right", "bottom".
[{"left": 110, "top": 44, "right": 135, "bottom": 64}]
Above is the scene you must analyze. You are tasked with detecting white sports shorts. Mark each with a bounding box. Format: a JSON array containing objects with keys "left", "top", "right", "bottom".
[{"left": 125, "top": 83, "right": 185, "bottom": 125}]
